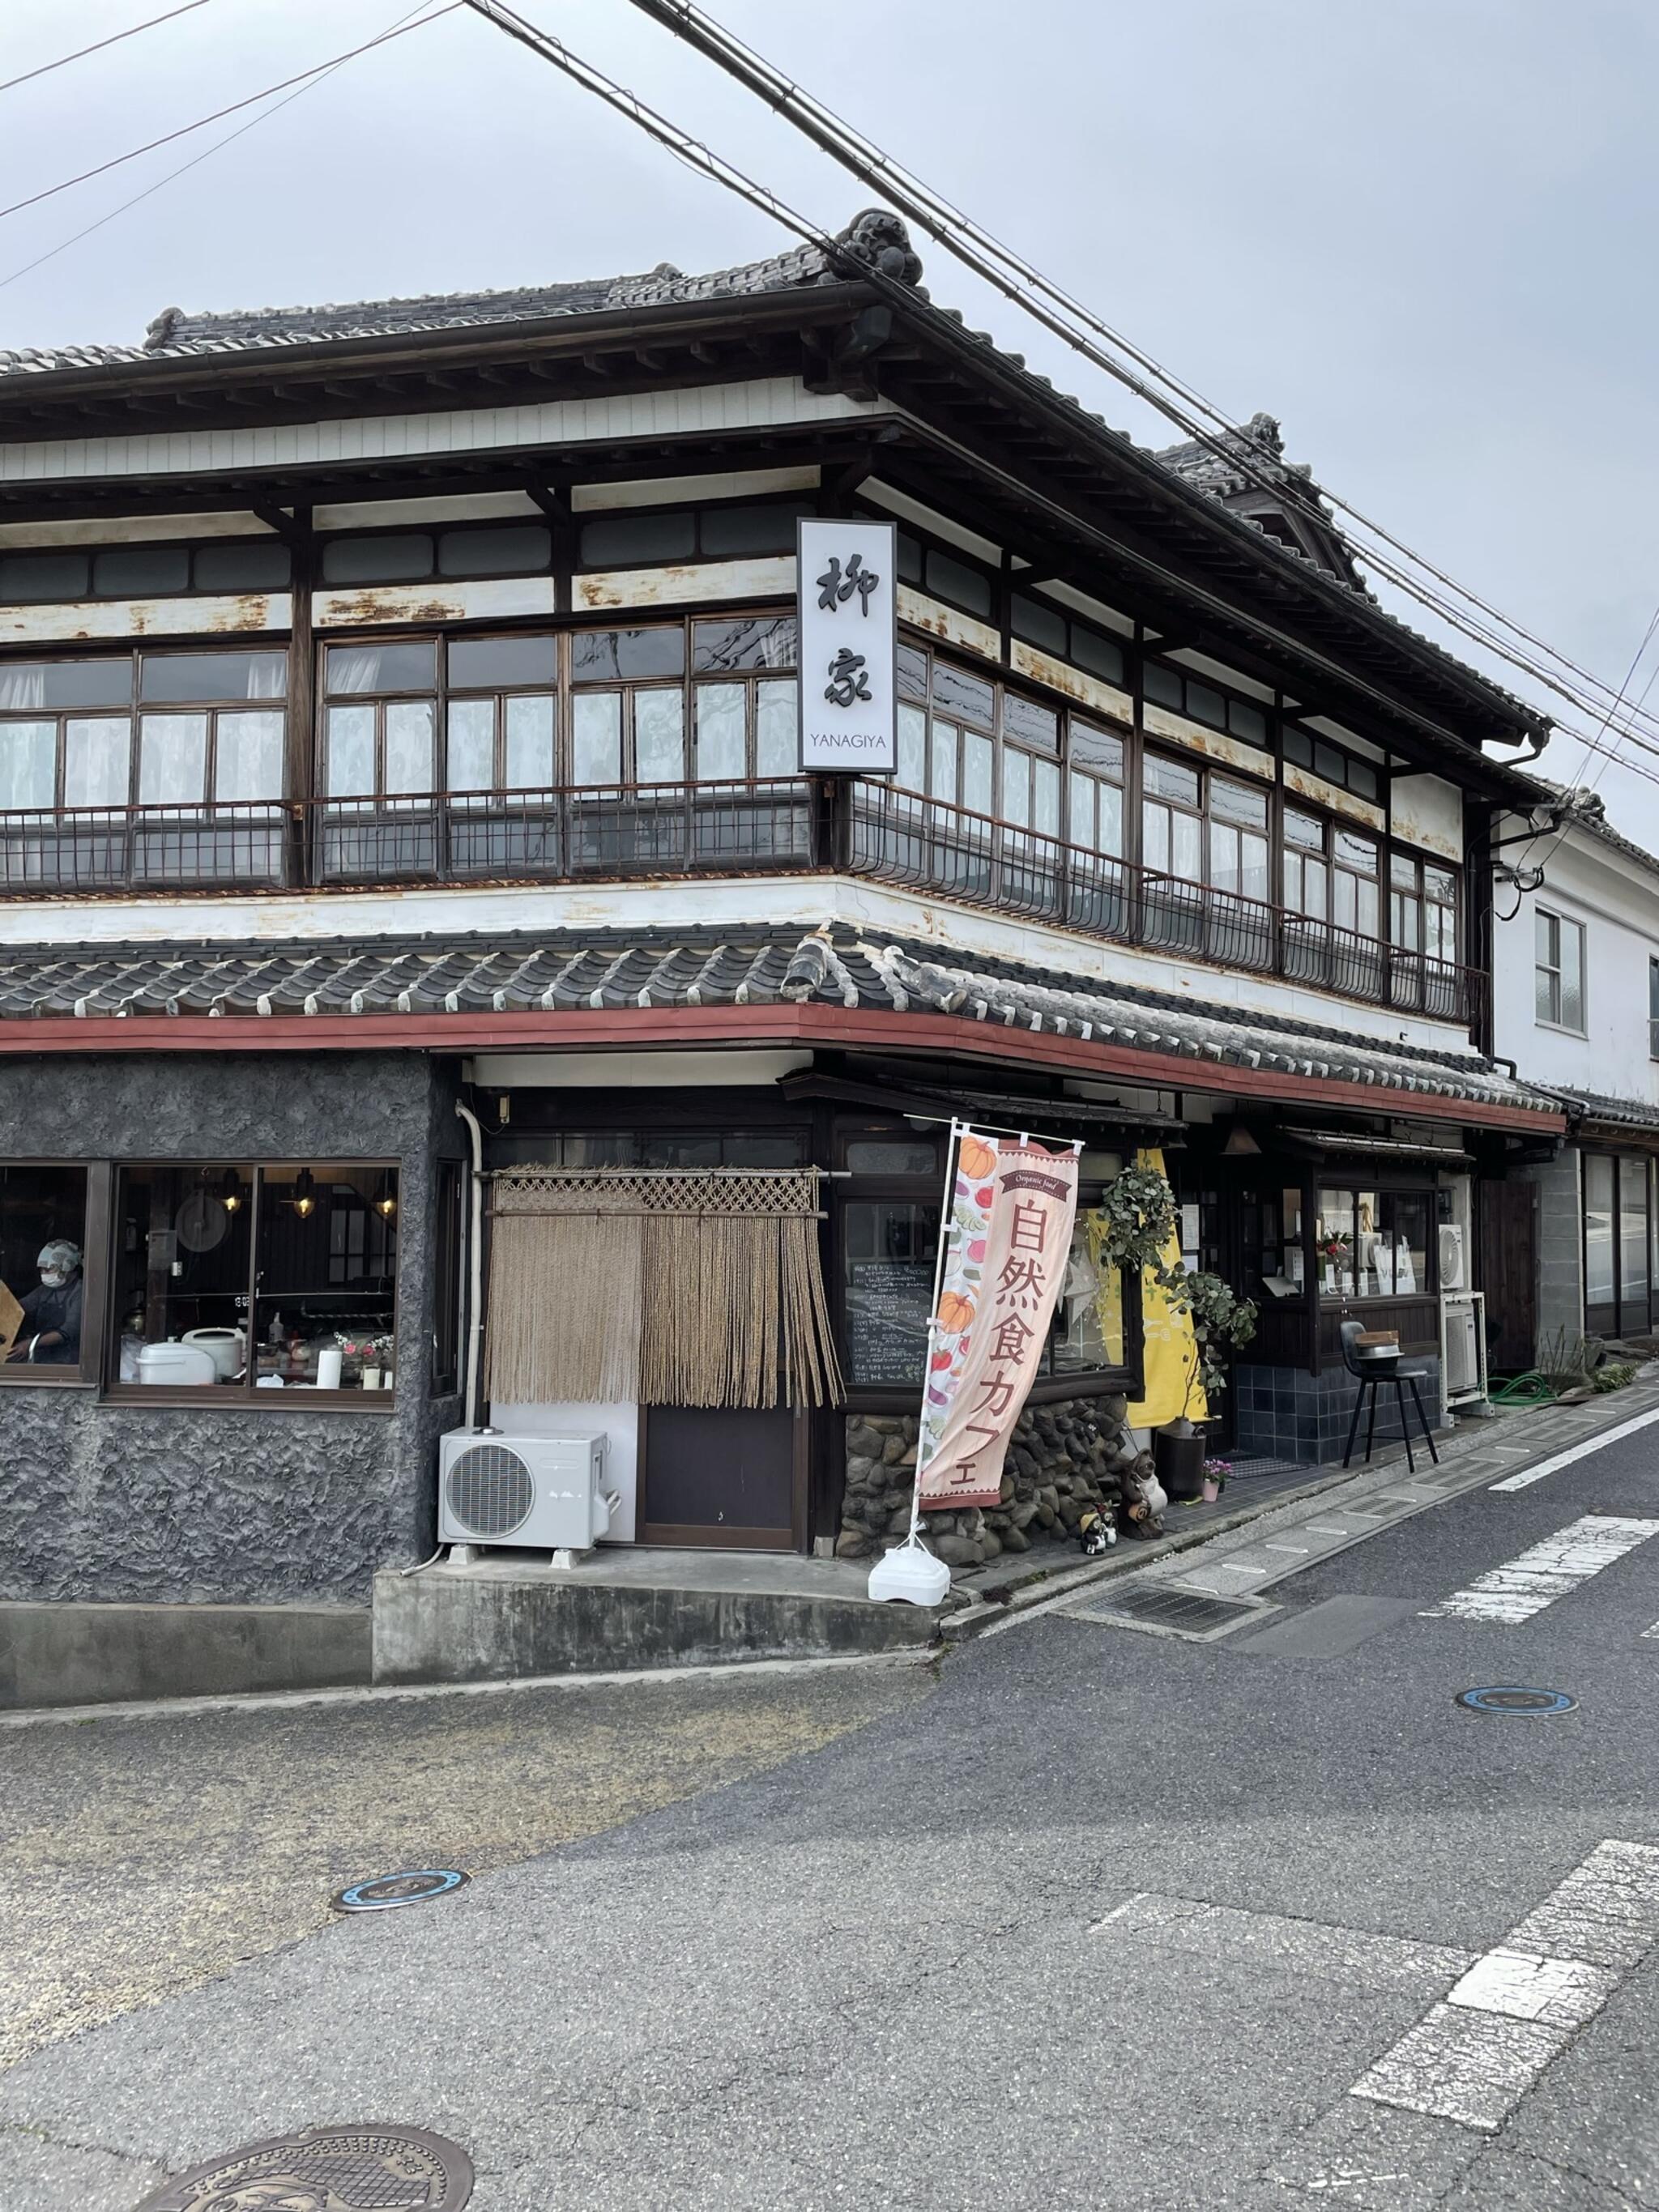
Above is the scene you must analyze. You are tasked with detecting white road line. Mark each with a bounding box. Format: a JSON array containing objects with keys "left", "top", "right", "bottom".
[
  {"left": 1419, "top": 1514, "right": 1659, "bottom": 1624},
  {"left": 1489, "top": 1402, "right": 1659, "bottom": 1490},
  {"left": 1350, "top": 1838, "right": 1659, "bottom": 2132},
  {"left": 1093, "top": 1890, "right": 1473, "bottom": 1991},
  {"left": 1644, "top": 1620, "right": 1659, "bottom": 1640},
  {"left": 1265, "top": 1541, "right": 1312, "bottom": 1555}
]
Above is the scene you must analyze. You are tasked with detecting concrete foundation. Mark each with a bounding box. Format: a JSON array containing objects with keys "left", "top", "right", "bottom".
[
  {"left": 0, "top": 1600, "right": 370, "bottom": 1711},
  {"left": 373, "top": 1549, "right": 944, "bottom": 1684}
]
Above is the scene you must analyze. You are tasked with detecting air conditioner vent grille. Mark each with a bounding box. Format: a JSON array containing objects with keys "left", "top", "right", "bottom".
[{"left": 444, "top": 1443, "right": 534, "bottom": 1538}]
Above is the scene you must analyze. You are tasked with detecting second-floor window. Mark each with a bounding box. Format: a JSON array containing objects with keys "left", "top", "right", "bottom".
[
  {"left": 1389, "top": 854, "right": 1459, "bottom": 965},
  {"left": 1141, "top": 756, "right": 1270, "bottom": 902},
  {"left": 1651, "top": 958, "right": 1659, "bottom": 1061},
  {"left": 1535, "top": 907, "right": 1584, "bottom": 1032},
  {"left": 0, "top": 650, "right": 287, "bottom": 814}
]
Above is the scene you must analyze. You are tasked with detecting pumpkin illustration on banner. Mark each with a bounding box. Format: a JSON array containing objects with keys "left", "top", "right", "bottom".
[
  {"left": 922, "top": 1129, "right": 1003, "bottom": 1447},
  {"left": 957, "top": 1133, "right": 997, "bottom": 1183},
  {"left": 936, "top": 1289, "right": 976, "bottom": 1336}
]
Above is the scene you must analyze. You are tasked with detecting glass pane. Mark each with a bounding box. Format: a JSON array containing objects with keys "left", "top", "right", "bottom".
[
  {"left": 1032, "top": 757, "right": 1060, "bottom": 836},
  {"left": 1372, "top": 1193, "right": 1427, "bottom": 1297},
  {"left": 1144, "top": 755, "right": 1199, "bottom": 807},
  {"left": 1209, "top": 822, "right": 1239, "bottom": 893},
  {"left": 693, "top": 616, "right": 797, "bottom": 673},
  {"left": 215, "top": 710, "right": 284, "bottom": 803},
  {"left": 0, "top": 659, "right": 125, "bottom": 711},
  {"left": 1142, "top": 662, "right": 1183, "bottom": 709},
  {"left": 504, "top": 693, "right": 555, "bottom": 790},
  {"left": 1053, "top": 1211, "right": 1110, "bottom": 1371},
  {"left": 1210, "top": 774, "right": 1269, "bottom": 829},
  {"left": 1097, "top": 780, "right": 1123, "bottom": 857},
  {"left": 138, "top": 713, "right": 208, "bottom": 806},
  {"left": 636, "top": 688, "right": 688, "bottom": 782},
  {"left": 570, "top": 628, "right": 684, "bottom": 682},
  {"left": 140, "top": 651, "right": 286, "bottom": 703},
  {"left": 1350, "top": 761, "right": 1380, "bottom": 801},
  {"left": 1425, "top": 866, "right": 1456, "bottom": 904},
  {"left": 1186, "top": 680, "right": 1226, "bottom": 729},
  {"left": 93, "top": 545, "right": 190, "bottom": 597},
  {"left": 573, "top": 693, "right": 623, "bottom": 785},
  {"left": 62, "top": 718, "right": 130, "bottom": 809},
  {"left": 1068, "top": 772, "right": 1095, "bottom": 850},
  {"left": 961, "top": 730, "right": 993, "bottom": 817},
  {"left": 1392, "top": 894, "right": 1421, "bottom": 951},
  {"left": 931, "top": 662, "right": 995, "bottom": 730},
  {"left": 578, "top": 512, "right": 697, "bottom": 566},
  {"left": 113, "top": 1164, "right": 253, "bottom": 1388},
  {"left": 0, "top": 552, "right": 89, "bottom": 602},
  {"left": 1003, "top": 692, "right": 1060, "bottom": 752},
  {"left": 1620, "top": 1159, "right": 1650, "bottom": 1314},
  {"left": 447, "top": 635, "right": 557, "bottom": 689},
  {"left": 929, "top": 720, "right": 958, "bottom": 803},
  {"left": 1010, "top": 592, "right": 1066, "bottom": 652},
  {"left": 753, "top": 680, "right": 796, "bottom": 778},
  {"left": 0, "top": 1164, "right": 89, "bottom": 1371},
  {"left": 896, "top": 531, "right": 923, "bottom": 582},
  {"left": 326, "top": 641, "right": 435, "bottom": 696},
  {"left": 384, "top": 700, "right": 434, "bottom": 795},
  {"left": 253, "top": 1165, "right": 399, "bottom": 1391},
  {"left": 321, "top": 534, "right": 433, "bottom": 583},
  {"left": 924, "top": 548, "right": 992, "bottom": 616},
  {"left": 694, "top": 683, "right": 745, "bottom": 781},
  {"left": 842, "top": 1198, "right": 940, "bottom": 1385},
  {"left": 1071, "top": 625, "right": 1125, "bottom": 684},
  {"left": 0, "top": 721, "right": 55, "bottom": 810},
  {"left": 1535, "top": 964, "right": 1558, "bottom": 1025},
  {"left": 697, "top": 502, "right": 806, "bottom": 556},
  {"left": 1357, "top": 877, "right": 1380, "bottom": 937},
  {"left": 326, "top": 705, "right": 374, "bottom": 799},
  {"left": 1585, "top": 1156, "right": 1615, "bottom": 1305},
  {"left": 1560, "top": 923, "right": 1584, "bottom": 1029},
  {"left": 1316, "top": 1189, "right": 1358, "bottom": 1296},
  {"left": 898, "top": 701, "right": 927, "bottom": 792},
  {"left": 193, "top": 539, "right": 291, "bottom": 591},
  {"left": 720, "top": 1132, "right": 808, "bottom": 1166},
  {"left": 1314, "top": 740, "right": 1346, "bottom": 783},
  {"left": 1391, "top": 853, "right": 1418, "bottom": 889},
  {"left": 1284, "top": 806, "right": 1324, "bottom": 852},
  {"left": 436, "top": 525, "right": 551, "bottom": 578},
  {"left": 1143, "top": 802, "right": 1171, "bottom": 874},
  {"left": 1282, "top": 727, "right": 1314, "bottom": 766},
  {"left": 1535, "top": 910, "right": 1557, "bottom": 968},
  {"left": 845, "top": 1140, "right": 938, "bottom": 1175},
  {"left": 638, "top": 1133, "right": 722, "bottom": 1167},
  {"left": 898, "top": 643, "right": 929, "bottom": 702},
  {"left": 1002, "top": 749, "right": 1030, "bottom": 828},
  {"left": 1069, "top": 718, "right": 1123, "bottom": 777},
  {"left": 1228, "top": 699, "right": 1268, "bottom": 744},
  {"left": 1241, "top": 828, "right": 1271, "bottom": 901},
  {"left": 446, "top": 697, "right": 495, "bottom": 795},
  {"left": 1172, "top": 809, "right": 1201, "bottom": 880}
]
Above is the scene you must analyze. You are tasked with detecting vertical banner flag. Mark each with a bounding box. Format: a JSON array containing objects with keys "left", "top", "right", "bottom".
[
  {"left": 918, "top": 1130, "right": 1080, "bottom": 1511},
  {"left": 798, "top": 517, "right": 898, "bottom": 773}
]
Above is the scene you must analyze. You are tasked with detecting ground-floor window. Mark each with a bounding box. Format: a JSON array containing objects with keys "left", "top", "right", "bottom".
[
  {"left": 1584, "top": 1152, "right": 1651, "bottom": 1341},
  {"left": 0, "top": 1163, "right": 90, "bottom": 1375}
]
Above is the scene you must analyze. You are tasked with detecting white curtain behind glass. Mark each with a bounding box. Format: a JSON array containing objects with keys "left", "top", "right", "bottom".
[
  {"left": 0, "top": 666, "right": 47, "bottom": 710},
  {"left": 0, "top": 721, "right": 54, "bottom": 810}
]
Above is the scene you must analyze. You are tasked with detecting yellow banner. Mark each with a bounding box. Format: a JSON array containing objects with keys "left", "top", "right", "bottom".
[{"left": 1098, "top": 1148, "right": 1206, "bottom": 1430}]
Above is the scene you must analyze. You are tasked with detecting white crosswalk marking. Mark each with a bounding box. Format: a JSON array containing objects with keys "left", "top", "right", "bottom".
[{"left": 1419, "top": 1514, "right": 1659, "bottom": 1624}]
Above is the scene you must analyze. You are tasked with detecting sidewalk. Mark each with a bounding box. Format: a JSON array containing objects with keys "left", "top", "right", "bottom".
[{"left": 940, "top": 1367, "right": 1659, "bottom": 1644}]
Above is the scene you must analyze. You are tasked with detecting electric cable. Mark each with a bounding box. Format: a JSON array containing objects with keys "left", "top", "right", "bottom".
[
  {"left": 0, "top": 6, "right": 459, "bottom": 225},
  {"left": 0, "top": 0, "right": 454, "bottom": 293},
  {"left": 0, "top": 1, "right": 216, "bottom": 97},
  {"left": 616, "top": 0, "right": 1659, "bottom": 781}
]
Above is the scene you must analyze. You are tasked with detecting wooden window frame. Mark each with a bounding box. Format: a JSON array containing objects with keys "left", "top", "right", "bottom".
[{"left": 0, "top": 1160, "right": 110, "bottom": 1388}]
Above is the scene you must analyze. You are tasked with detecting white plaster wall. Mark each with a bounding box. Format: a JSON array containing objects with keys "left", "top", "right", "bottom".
[
  {"left": 1390, "top": 774, "right": 1463, "bottom": 862},
  {"left": 1491, "top": 815, "right": 1659, "bottom": 1105},
  {"left": 490, "top": 1400, "right": 639, "bottom": 1543}
]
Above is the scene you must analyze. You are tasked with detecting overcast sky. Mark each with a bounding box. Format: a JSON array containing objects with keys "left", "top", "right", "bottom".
[{"left": 6, "top": 0, "right": 1659, "bottom": 839}]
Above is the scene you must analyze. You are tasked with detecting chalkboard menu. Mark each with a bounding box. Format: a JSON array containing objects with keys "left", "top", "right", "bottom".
[{"left": 846, "top": 1258, "right": 933, "bottom": 1386}]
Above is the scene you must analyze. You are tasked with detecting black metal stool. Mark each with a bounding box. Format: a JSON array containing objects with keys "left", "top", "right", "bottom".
[{"left": 1338, "top": 1319, "right": 1440, "bottom": 1472}]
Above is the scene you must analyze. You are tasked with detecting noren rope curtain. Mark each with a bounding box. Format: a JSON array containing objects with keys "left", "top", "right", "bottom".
[{"left": 484, "top": 1169, "right": 843, "bottom": 1410}]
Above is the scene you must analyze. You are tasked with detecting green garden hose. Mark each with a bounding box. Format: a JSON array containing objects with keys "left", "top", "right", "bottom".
[{"left": 1488, "top": 1370, "right": 1557, "bottom": 1407}]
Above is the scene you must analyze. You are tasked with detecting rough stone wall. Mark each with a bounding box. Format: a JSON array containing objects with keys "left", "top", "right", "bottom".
[
  {"left": 0, "top": 1051, "right": 464, "bottom": 1605},
  {"left": 836, "top": 1396, "right": 1140, "bottom": 1568}
]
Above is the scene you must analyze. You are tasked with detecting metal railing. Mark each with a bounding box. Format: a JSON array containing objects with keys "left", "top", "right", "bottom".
[
  {"left": 841, "top": 780, "right": 1482, "bottom": 1029},
  {"left": 0, "top": 776, "right": 1482, "bottom": 1029}
]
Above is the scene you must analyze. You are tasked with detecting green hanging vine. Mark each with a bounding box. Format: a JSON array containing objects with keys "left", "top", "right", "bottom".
[{"left": 1081, "top": 1162, "right": 1258, "bottom": 1416}]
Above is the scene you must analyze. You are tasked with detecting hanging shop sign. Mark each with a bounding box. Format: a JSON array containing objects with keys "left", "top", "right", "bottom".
[
  {"left": 797, "top": 517, "right": 898, "bottom": 773},
  {"left": 916, "top": 1127, "right": 1081, "bottom": 1511}
]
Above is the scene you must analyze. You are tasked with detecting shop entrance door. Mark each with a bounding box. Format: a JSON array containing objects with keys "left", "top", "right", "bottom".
[
  {"left": 1479, "top": 1178, "right": 1537, "bottom": 1370},
  {"left": 639, "top": 1405, "right": 803, "bottom": 1549}
]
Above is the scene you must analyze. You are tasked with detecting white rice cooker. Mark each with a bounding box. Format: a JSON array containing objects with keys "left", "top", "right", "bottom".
[
  {"left": 181, "top": 1327, "right": 245, "bottom": 1381},
  {"left": 137, "top": 1340, "right": 220, "bottom": 1386}
]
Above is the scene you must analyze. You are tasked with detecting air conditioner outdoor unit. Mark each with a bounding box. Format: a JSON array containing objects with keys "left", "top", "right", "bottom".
[
  {"left": 1439, "top": 1223, "right": 1466, "bottom": 1290},
  {"left": 1439, "top": 1290, "right": 1487, "bottom": 1409},
  {"left": 438, "top": 1430, "right": 615, "bottom": 1551}
]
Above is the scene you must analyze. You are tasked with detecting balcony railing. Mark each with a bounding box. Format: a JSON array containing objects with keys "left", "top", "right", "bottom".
[
  {"left": 841, "top": 780, "right": 1483, "bottom": 1030},
  {"left": 0, "top": 775, "right": 1483, "bottom": 1030}
]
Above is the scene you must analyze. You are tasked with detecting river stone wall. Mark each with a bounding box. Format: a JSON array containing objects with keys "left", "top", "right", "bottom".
[{"left": 835, "top": 1396, "right": 1145, "bottom": 1567}]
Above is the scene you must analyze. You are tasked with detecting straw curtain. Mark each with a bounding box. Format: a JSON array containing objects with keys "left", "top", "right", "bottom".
[{"left": 484, "top": 1170, "right": 842, "bottom": 1410}]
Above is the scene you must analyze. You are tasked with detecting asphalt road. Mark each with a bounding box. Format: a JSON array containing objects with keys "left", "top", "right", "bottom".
[{"left": 3, "top": 1423, "right": 1659, "bottom": 2210}]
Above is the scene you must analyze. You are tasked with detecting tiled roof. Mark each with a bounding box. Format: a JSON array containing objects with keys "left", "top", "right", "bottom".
[
  {"left": 0, "top": 212, "right": 923, "bottom": 381},
  {"left": 1154, "top": 411, "right": 1367, "bottom": 591},
  {"left": 1549, "top": 1085, "right": 1659, "bottom": 1133},
  {"left": 0, "top": 923, "right": 1555, "bottom": 1115}
]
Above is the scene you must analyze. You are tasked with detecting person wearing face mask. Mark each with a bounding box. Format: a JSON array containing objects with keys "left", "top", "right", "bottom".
[{"left": 7, "top": 1240, "right": 83, "bottom": 1365}]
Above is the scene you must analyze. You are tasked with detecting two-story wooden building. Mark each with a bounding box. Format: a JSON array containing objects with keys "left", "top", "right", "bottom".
[{"left": 0, "top": 211, "right": 1564, "bottom": 1649}]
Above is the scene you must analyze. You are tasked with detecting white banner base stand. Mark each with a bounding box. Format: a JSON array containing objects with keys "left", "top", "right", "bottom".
[{"left": 868, "top": 1533, "right": 952, "bottom": 1608}]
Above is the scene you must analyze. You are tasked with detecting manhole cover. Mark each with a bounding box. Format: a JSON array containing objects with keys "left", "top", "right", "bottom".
[
  {"left": 331, "top": 1869, "right": 470, "bottom": 1913},
  {"left": 136, "top": 2123, "right": 472, "bottom": 2210},
  {"left": 1456, "top": 1686, "right": 1578, "bottom": 1716}
]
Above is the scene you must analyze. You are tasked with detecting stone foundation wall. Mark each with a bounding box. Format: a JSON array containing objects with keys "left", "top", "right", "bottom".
[{"left": 837, "top": 1396, "right": 1145, "bottom": 1569}]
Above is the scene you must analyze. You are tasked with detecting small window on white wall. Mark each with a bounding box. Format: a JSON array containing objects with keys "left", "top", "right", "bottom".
[
  {"left": 1535, "top": 908, "right": 1584, "bottom": 1032},
  {"left": 1649, "top": 958, "right": 1659, "bottom": 1061}
]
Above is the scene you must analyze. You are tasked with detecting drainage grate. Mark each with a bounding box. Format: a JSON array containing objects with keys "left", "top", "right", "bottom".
[
  {"left": 137, "top": 2124, "right": 472, "bottom": 2210},
  {"left": 1067, "top": 1583, "right": 1272, "bottom": 1641},
  {"left": 331, "top": 1868, "right": 470, "bottom": 1913},
  {"left": 1456, "top": 1686, "right": 1578, "bottom": 1717}
]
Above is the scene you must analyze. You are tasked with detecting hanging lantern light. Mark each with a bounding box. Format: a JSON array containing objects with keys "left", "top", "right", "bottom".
[
  {"left": 220, "top": 1166, "right": 244, "bottom": 1216},
  {"left": 292, "top": 1167, "right": 317, "bottom": 1221}
]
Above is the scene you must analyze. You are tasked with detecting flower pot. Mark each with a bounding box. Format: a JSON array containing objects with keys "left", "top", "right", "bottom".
[
  {"left": 362, "top": 1366, "right": 382, "bottom": 1391},
  {"left": 1201, "top": 1477, "right": 1220, "bottom": 1503},
  {"left": 1154, "top": 1426, "right": 1205, "bottom": 1501}
]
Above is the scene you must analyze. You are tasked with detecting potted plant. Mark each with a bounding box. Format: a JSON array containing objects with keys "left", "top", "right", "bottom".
[{"left": 1202, "top": 1457, "right": 1231, "bottom": 1503}]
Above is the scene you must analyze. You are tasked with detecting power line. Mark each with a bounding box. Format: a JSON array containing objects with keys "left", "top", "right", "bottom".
[
  {"left": 0, "top": 6, "right": 458, "bottom": 226},
  {"left": 616, "top": 0, "right": 1659, "bottom": 771},
  {"left": 0, "top": 1, "right": 453, "bottom": 294},
  {"left": 0, "top": 0, "right": 216, "bottom": 97}
]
